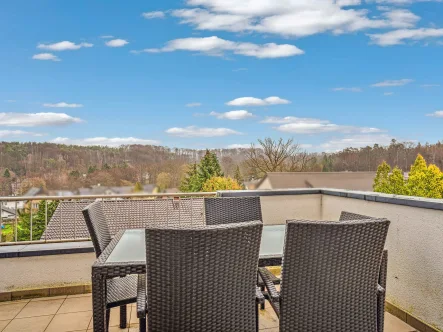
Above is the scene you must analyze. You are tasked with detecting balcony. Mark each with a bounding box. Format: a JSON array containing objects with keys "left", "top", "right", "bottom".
[{"left": 1, "top": 189, "right": 442, "bottom": 332}]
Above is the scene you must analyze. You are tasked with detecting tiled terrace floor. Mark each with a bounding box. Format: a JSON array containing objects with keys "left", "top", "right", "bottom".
[{"left": 0, "top": 293, "right": 417, "bottom": 332}]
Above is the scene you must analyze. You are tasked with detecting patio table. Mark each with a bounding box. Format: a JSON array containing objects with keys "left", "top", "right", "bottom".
[{"left": 91, "top": 224, "right": 286, "bottom": 332}]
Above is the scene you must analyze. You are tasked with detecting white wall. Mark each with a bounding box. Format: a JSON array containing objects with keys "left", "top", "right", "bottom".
[{"left": 322, "top": 195, "right": 443, "bottom": 331}]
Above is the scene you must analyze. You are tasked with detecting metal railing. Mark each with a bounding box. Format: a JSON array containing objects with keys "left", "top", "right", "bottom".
[{"left": 0, "top": 192, "right": 216, "bottom": 246}]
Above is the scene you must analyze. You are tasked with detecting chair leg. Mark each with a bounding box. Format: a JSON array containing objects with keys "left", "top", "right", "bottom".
[
  {"left": 119, "top": 305, "right": 127, "bottom": 328},
  {"left": 140, "top": 317, "right": 146, "bottom": 332},
  {"left": 260, "top": 285, "right": 265, "bottom": 310},
  {"left": 255, "top": 304, "right": 259, "bottom": 332},
  {"left": 106, "top": 309, "right": 110, "bottom": 329}
]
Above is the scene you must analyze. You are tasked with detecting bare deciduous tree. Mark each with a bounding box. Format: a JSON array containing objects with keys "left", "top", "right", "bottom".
[{"left": 246, "top": 138, "right": 312, "bottom": 174}]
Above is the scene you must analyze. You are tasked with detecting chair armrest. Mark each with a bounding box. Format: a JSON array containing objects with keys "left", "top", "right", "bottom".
[
  {"left": 258, "top": 267, "right": 279, "bottom": 302},
  {"left": 136, "top": 274, "right": 147, "bottom": 319},
  {"left": 256, "top": 287, "right": 265, "bottom": 304}
]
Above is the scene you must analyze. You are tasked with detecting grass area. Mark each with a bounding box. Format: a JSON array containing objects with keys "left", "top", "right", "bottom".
[{"left": 1, "top": 223, "right": 15, "bottom": 242}]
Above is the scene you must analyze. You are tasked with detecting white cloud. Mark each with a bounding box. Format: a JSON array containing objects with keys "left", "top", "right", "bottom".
[
  {"left": 142, "top": 11, "right": 166, "bottom": 19},
  {"left": 43, "top": 102, "right": 84, "bottom": 108},
  {"left": 371, "top": 78, "right": 413, "bottom": 87},
  {"left": 32, "top": 53, "right": 61, "bottom": 61},
  {"left": 426, "top": 110, "right": 443, "bottom": 117},
  {"left": 132, "top": 36, "right": 304, "bottom": 58},
  {"left": 227, "top": 143, "right": 251, "bottom": 149},
  {"left": 186, "top": 102, "right": 202, "bottom": 107},
  {"left": 170, "top": 1, "right": 420, "bottom": 39},
  {"left": 0, "top": 113, "right": 83, "bottom": 127},
  {"left": 421, "top": 84, "right": 440, "bottom": 87},
  {"left": 384, "top": 92, "right": 394, "bottom": 95},
  {"left": 321, "top": 134, "right": 394, "bottom": 150},
  {"left": 262, "top": 116, "right": 382, "bottom": 134},
  {"left": 51, "top": 137, "right": 160, "bottom": 147},
  {"left": 100, "top": 35, "right": 114, "bottom": 39},
  {"left": 105, "top": 39, "right": 129, "bottom": 47},
  {"left": 368, "top": 28, "right": 443, "bottom": 46},
  {"left": 37, "top": 41, "right": 93, "bottom": 51},
  {"left": 210, "top": 110, "right": 253, "bottom": 120},
  {"left": 0, "top": 130, "right": 44, "bottom": 138},
  {"left": 226, "top": 96, "right": 291, "bottom": 106},
  {"left": 332, "top": 87, "right": 362, "bottom": 92},
  {"left": 166, "top": 126, "right": 241, "bottom": 137}
]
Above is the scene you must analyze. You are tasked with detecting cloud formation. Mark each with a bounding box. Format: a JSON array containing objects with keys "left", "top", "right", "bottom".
[
  {"left": 262, "top": 116, "right": 382, "bottom": 134},
  {"left": 132, "top": 36, "right": 304, "bottom": 58},
  {"left": 37, "top": 41, "right": 93, "bottom": 51},
  {"left": 32, "top": 53, "right": 60, "bottom": 61},
  {"left": 105, "top": 39, "right": 129, "bottom": 47},
  {"left": 0, "top": 130, "right": 44, "bottom": 138},
  {"left": 142, "top": 11, "right": 166, "bottom": 19},
  {"left": 0, "top": 113, "right": 83, "bottom": 127},
  {"left": 43, "top": 102, "right": 84, "bottom": 108},
  {"left": 51, "top": 137, "right": 160, "bottom": 147},
  {"left": 166, "top": 126, "right": 241, "bottom": 137},
  {"left": 210, "top": 110, "right": 253, "bottom": 120},
  {"left": 186, "top": 102, "right": 202, "bottom": 107},
  {"left": 332, "top": 87, "right": 362, "bottom": 92},
  {"left": 368, "top": 28, "right": 443, "bottom": 46},
  {"left": 371, "top": 78, "right": 413, "bottom": 87},
  {"left": 226, "top": 96, "right": 290, "bottom": 106},
  {"left": 426, "top": 110, "right": 443, "bottom": 117}
]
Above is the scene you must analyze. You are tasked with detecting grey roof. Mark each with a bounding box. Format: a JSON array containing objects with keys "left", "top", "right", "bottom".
[
  {"left": 1, "top": 206, "right": 17, "bottom": 217},
  {"left": 42, "top": 198, "right": 205, "bottom": 241},
  {"left": 23, "top": 187, "right": 43, "bottom": 198},
  {"left": 257, "top": 172, "right": 376, "bottom": 191}
]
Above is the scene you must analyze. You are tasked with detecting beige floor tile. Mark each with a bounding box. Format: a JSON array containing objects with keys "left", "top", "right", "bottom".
[
  {"left": 109, "top": 307, "right": 129, "bottom": 327},
  {"left": 57, "top": 296, "right": 92, "bottom": 314},
  {"left": 0, "top": 302, "right": 28, "bottom": 320},
  {"left": 15, "top": 299, "right": 64, "bottom": 318},
  {"left": 385, "top": 312, "right": 417, "bottom": 332},
  {"left": 30, "top": 295, "right": 66, "bottom": 302},
  {"left": 128, "top": 305, "right": 141, "bottom": 326},
  {"left": 45, "top": 311, "right": 92, "bottom": 332},
  {"left": 0, "top": 320, "right": 11, "bottom": 331},
  {"left": 67, "top": 293, "right": 91, "bottom": 299},
  {"left": 2, "top": 315, "right": 52, "bottom": 332},
  {"left": 258, "top": 306, "right": 279, "bottom": 329}
]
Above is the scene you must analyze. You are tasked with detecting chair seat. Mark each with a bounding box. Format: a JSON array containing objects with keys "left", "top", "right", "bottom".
[{"left": 106, "top": 275, "right": 137, "bottom": 308}]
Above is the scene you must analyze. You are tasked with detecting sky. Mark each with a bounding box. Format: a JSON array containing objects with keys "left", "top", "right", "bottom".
[{"left": 0, "top": 0, "right": 442, "bottom": 152}]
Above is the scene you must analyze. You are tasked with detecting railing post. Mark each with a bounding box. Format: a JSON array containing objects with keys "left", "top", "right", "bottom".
[
  {"left": 44, "top": 200, "right": 48, "bottom": 243},
  {"left": 74, "top": 200, "right": 77, "bottom": 240},
  {"left": 59, "top": 200, "right": 62, "bottom": 241},
  {"left": 14, "top": 201, "right": 18, "bottom": 242},
  {"left": 0, "top": 201, "right": 3, "bottom": 243},
  {"left": 30, "top": 202, "right": 33, "bottom": 241}
]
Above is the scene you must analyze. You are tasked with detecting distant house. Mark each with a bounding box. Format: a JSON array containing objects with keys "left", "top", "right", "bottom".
[
  {"left": 1, "top": 206, "right": 17, "bottom": 220},
  {"left": 76, "top": 184, "right": 156, "bottom": 196},
  {"left": 256, "top": 172, "right": 376, "bottom": 192}
]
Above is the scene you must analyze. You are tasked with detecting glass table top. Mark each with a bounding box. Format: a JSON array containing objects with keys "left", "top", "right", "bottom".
[{"left": 106, "top": 224, "right": 286, "bottom": 263}]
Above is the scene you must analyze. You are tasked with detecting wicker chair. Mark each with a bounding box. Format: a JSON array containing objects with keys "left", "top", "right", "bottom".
[
  {"left": 82, "top": 201, "right": 142, "bottom": 331},
  {"left": 138, "top": 220, "right": 264, "bottom": 332},
  {"left": 259, "top": 217, "right": 390, "bottom": 332},
  {"left": 204, "top": 196, "right": 280, "bottom": 309},
  {"left": 340, "top": 211, "right": 389, "bottom": 332}
]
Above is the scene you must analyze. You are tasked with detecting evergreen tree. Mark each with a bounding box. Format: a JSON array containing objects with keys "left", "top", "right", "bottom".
[
  {"left": 233, "top": 165, "right": 245, "bottom": 189},
  {"left": 87, "top": 165, "right": 97, "bottom": 174},
  {"left": 197, "top": 150, "right": 223, "bottom": 186},
  {"left": 387, "top": 167, "right": 408, "bottom": 195},
  {"left": 422, "top": 164, "right": 443, "bottom": 199},
  {"left": 179, "top": 163, "right": 200, "bottom": 192},
  {"left": 3, "top": 168, "right": 11, "bottom": 178},
  {"left": 18, "top": 200, "right": 59, "bottom": 241},
  {"left": 407, "top": 154, "right": 428, "bottom": 197},
  {"left": 133, "top": 182, "right": 143, "bottom": 192},
  {"left": 102, "top": 163, "right": 111, "bottom": 170},
  {"left": 202, "top": 177, "right": 242, "bottom": 192},
  {"left": 373, "top": 161, "right": 391, "bottom": 193}
]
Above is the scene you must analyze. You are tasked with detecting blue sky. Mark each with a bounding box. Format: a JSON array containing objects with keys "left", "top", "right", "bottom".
[{"left": 1, "top": 0, "right": 442, "bottom": 151}]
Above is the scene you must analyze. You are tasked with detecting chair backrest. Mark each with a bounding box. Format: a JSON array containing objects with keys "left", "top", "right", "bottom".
[
  {"left": 82, "top": 201, "right": 111, "bottom": 258},
  {"left": 339, "top": 211, "right": 372, "bottom": 221},
  {"left": 204, "top": 196, "right": 262, "bottom": 225},
  {"left": 279, "top": 218, "right": 390, "bottom": 332},
  {"left": 145, "top": 220, "right": 263, "bottom": 332}
]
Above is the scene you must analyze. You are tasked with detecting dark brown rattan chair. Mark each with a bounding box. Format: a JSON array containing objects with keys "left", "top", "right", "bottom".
[
  {"left": 82, "top": 201, "right": 142, "bottom": 331},
  {"left": 204, "top": 196, "right": 280, "bottom": 309},
  {"left": 339, "top": 211, "right": 389, "bottom": 332},
  {"left": 139, "top": 220, "right": 264, "bottom": 332},
  {"left": 259, "top": 217, "right": 390, "bottom": 332}
]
